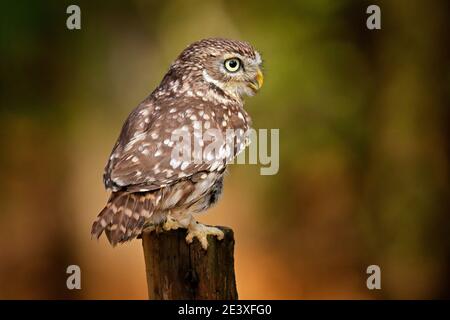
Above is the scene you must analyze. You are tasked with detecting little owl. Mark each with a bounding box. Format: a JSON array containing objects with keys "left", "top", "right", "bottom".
[{"left": 91, "top": 38, "right": 264, "bottom": 249}]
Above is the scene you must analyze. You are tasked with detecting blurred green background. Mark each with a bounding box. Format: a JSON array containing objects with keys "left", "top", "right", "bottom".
[{"left": 0, "top": 0, "right": 449, "bottom": 299}]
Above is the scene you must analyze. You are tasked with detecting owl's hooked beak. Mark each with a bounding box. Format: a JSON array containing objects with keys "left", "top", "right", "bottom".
[{"left": 248, "top": 69, "right": 264, "bottom": 92}]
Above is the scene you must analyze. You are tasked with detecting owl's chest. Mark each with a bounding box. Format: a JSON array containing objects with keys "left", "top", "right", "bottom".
[{"left": 210, "top": 104, "right": 252, "bottom": 133}]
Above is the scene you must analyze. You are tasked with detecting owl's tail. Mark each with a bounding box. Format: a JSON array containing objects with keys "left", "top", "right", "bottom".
[{"left": 91, "top": 191, "right": 155, "bottom": 246}]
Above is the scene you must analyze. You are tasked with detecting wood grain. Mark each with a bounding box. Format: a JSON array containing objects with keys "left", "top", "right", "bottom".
[{"left": 142, "top": 226, "right": 238, "bottom": 300}]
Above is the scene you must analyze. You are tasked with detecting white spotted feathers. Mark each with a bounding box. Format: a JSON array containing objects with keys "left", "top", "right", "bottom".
[{"left": 92, "top": 38, "right": 262, "bottom": 246}]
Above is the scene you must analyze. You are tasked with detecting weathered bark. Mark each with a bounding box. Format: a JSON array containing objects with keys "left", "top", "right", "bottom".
[{"left": 142, "top": 226, "right": 238, "bottom": 300}]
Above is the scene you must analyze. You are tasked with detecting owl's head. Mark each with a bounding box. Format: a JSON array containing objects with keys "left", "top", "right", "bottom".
[{"left": 172, "top": 38, "right": 264, "bottom": 101}]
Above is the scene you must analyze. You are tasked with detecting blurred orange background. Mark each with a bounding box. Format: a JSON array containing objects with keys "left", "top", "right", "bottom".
[{"left": 0, "top": 0, "right": 449, "bottom": 299}]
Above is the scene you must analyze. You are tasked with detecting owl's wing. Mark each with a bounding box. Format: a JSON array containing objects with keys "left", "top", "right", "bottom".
[{"left": 104, "top": 97, "right": 250, "bottom": 192}]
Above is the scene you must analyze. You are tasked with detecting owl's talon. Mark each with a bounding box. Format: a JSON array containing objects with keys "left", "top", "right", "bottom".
[
  {"left": 143, "top": 224, "right": 157, "bottom": 234},
  {"left": 163, "top": 216, "right": 183, "bottom": 231},
  {"left": 185, "top": 223, "right": 224, "bottom": 250}
]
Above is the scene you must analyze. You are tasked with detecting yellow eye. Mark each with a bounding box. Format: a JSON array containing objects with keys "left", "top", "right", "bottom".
[{"left": 224, "top": 58, "right": 241, "bottom": 72}]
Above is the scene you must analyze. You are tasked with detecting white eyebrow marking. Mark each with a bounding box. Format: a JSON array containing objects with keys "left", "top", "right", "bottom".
[{"left": 255, "top": 51, "right": 262, "bottom": 65}]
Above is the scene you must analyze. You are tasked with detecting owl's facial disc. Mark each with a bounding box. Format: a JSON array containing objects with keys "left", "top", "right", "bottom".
[
  {"left": 220, "top": 52, "right": 263, "bottom": 97},
  {"left": 202, "top": 51, "right": 263, "bottom": 100}
]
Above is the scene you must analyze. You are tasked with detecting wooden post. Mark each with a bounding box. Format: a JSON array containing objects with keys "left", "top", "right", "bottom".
[{"left": 141, "top": 226, "right": 238, "bottom": 300}]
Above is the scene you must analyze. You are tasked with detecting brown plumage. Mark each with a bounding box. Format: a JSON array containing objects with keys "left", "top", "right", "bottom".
[
  {"left": 91, "top": 38, "right": 263, "bottom": 248},
  {"left": 92, "top": 192, "right": 155, "bottom": 245}
]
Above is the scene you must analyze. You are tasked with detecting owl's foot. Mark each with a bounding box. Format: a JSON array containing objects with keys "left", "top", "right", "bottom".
[
  {"left": 142, "top": 223, "right": 157, "bottom": 234},
  {"left": 163, "top": 216, "right": 183, "bottom": 231},
  {"left": 185, "top": 222, "right": 224, "bottom": 250}
]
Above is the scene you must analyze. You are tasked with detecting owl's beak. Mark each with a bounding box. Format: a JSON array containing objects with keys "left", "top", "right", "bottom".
[
  {"left": 249, "top": 69, "right": 264, "bottom": 92},
  {"left": 256, "top": 69, "right": 264, "bottom": 89}
]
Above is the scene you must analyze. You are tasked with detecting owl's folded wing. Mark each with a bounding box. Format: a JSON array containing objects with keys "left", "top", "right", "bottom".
[{"left": 104, "top": 98, "right": 250, "bottom": 192}]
